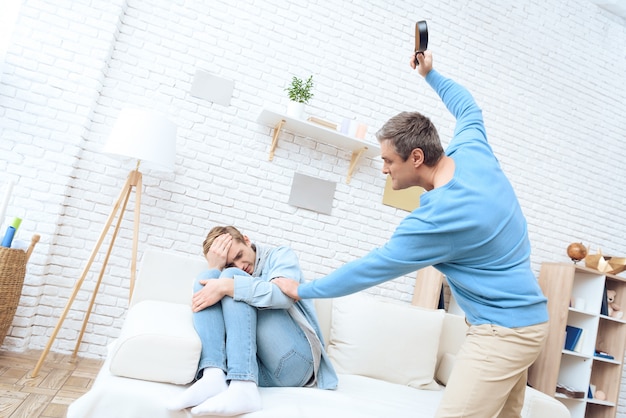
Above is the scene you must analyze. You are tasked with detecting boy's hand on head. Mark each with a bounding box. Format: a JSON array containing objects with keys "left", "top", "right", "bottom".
[
  {"left": 205, "top": 233, "right": 232, "bottom": 270},
  {"left": 272, "top": 277, "right": 301, "bottom": 301}
]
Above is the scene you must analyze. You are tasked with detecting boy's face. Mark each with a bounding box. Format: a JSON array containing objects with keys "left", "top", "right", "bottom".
[{"left": 225, "top": 236, "right": 256, "bottom": 275}]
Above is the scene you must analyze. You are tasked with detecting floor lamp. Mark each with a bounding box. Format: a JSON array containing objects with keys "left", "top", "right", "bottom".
[{"left": 31, "top": 109, "right": 177, "bottom": 377}]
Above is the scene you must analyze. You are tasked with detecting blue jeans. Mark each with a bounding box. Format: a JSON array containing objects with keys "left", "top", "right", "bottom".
[{"left": 193, "top": 268, "right": 314, "bottom": 387}]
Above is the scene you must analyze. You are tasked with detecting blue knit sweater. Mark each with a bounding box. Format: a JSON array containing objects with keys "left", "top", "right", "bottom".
[{"left": 298, "top": 70, "right": 548, "bottom": 329}]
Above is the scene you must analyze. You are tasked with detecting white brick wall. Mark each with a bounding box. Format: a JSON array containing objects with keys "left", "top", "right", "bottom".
[{"left": 1, "top": 0, "right": 625, "bottom": 414}]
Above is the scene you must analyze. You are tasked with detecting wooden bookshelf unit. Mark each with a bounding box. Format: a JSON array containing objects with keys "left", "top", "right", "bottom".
[{"left": 528, "top": 262, "right": 626, "bottom": 418}]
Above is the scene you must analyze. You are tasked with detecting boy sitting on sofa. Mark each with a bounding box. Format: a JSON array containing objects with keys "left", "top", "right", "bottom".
[{"left": 167, "top": 226, "right": 337, "bottom": 416}]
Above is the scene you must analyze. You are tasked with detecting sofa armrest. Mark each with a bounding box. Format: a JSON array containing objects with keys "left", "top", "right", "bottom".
[
  {"left": 109, "top": 300, "right": 201, "bottom": 384},
  {"left": 522, "top": 386, "right": 570, "bottom": 418}
]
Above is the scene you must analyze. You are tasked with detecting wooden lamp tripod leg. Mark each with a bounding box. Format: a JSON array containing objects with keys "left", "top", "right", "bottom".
[
  {"left": 71, "top": 181, "right": 135, "bottom": 358},
  {"left": 31, "top": 170, "right": 140, "bottom": 377},
  {"left": 129, "top": 171, "right": 141, "bottom": 299}
]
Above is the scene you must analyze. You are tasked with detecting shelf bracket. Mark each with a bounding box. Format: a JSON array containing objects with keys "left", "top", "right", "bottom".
[
  {"left": 268, "top": 119, "right": 286, "bottom": 161},
  {"left": 347, "top": 147, "right": 368, "bottom": 184}
]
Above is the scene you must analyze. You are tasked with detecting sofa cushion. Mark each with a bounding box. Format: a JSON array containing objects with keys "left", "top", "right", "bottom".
[
  {"left": 109, "top": 300, "right": 201, "bottom": 384},
  {"left": 327, "top": 293, "right": 445, "bottom": 390}
]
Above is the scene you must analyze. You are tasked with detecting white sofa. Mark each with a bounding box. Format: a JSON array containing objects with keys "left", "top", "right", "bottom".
[{"left": 68, "top": 250, "right": 569, "bottom": 418}]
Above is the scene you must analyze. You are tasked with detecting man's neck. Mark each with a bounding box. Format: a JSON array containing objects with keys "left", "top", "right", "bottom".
[{"left": 424, "top": 156, "right": 455, "bottom": 191}]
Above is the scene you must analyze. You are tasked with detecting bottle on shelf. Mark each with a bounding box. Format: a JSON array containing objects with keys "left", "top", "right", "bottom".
[{"left": 1, "top": 217, "right": 22, "bottom": 248}]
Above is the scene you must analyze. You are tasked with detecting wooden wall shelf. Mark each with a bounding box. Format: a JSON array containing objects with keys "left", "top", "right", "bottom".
[{"left": 257, "top": 108, "right": 380, "bottom": 183}]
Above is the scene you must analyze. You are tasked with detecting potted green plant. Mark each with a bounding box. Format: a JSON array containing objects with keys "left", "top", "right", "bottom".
[{"left": 285, "top": 75, "right": 314, "bottom": 118}]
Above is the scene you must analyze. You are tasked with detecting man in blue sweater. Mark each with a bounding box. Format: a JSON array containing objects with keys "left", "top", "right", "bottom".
[{"left": 274, "top": 51, "right": 549, "bottom": 417}]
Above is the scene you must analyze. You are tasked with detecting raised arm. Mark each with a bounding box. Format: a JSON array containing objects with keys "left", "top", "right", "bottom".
[{"left": 413, "top": 51, "right": 486, "bottom": 146}]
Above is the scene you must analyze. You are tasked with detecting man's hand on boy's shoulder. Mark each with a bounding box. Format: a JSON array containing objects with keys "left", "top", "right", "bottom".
[{"left": 272, "top": 277, "right": 301, "bottom": 300}]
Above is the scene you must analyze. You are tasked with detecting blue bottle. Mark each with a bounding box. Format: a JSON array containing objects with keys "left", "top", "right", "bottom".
[{"left": 1, "top": 217, "right": 22, "bottom": 248}]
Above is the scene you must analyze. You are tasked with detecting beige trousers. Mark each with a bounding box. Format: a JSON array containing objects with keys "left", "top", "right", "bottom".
[{"left": 435, "top": 321, "right": 548, "bottom": 418}]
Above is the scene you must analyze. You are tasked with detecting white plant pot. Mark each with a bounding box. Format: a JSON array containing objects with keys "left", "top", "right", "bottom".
[{"left": 286, "top": 101, "right": 305, "bottom": 119}]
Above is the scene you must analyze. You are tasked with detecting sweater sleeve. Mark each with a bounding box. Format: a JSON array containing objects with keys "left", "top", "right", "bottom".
[
  {"left": 298, "top": 215, "right": 453, "bottom": 299},
  {"left": 425, "top": 70, "right": 487, "bottom": 147},
  {"left": 297, "top": 249, "right": 410, "bottom": 299}
]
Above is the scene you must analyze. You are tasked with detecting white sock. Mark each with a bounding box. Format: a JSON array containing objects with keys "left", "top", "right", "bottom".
[
  {"left": 190, "top": 380, "right": 262, "bottom": 416},
  {"left": 166, "top": 367, "right": 227, "bottom": 410}
]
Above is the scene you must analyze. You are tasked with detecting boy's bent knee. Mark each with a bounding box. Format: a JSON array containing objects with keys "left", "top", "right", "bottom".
[{"left": 221, "top": 267, "right": 247, "bottom": 278}]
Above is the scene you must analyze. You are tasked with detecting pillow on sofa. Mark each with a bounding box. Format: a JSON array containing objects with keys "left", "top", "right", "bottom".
[
  {"left": 109, "top": 300, "right": 201, "bottom": 385},
  {"left": 327, "top": 293, "right": 445, "bottom": 390}
]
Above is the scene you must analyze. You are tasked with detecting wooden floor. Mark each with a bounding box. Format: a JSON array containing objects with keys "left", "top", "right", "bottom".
[{"left": 0, "top": 349, "right": 103, "bottom": 418}]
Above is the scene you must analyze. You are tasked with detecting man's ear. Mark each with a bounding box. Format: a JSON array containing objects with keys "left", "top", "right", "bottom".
[
  {"left": 411, "top": 148, "right": 424, "bottom": 167},
  {"left": 243, "top": 235, "right": 251, "bottom": 246}
]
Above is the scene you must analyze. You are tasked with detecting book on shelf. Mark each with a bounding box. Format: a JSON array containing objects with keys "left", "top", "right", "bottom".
[
  {"left": 564, "top": 325, "right": 583, "bottom": 352},
  {"left": 594, "top": 350, "right": 615, "bottom": 360},
  {"left": 600, "top": 282, "right": 609, "bottom": 316},
  {"left": 556, "top": 383, "right": 585, "bottom": 398},
  {"left": 573, "top": 329, "right": 584, "bottom": 352}
]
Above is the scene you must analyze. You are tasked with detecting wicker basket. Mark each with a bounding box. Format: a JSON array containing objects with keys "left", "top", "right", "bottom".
[{"left": 0, "top": 246, "right": 27, "bottom": 346}]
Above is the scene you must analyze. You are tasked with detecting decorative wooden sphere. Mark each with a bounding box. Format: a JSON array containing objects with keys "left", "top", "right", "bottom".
[{"left": 567, "top": 242, "right": 587, "bottom": 263}]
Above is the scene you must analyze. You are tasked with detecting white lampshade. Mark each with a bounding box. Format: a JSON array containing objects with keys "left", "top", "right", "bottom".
[{"left": 103, "top": 108, "right": 177, "bottom": 172}]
